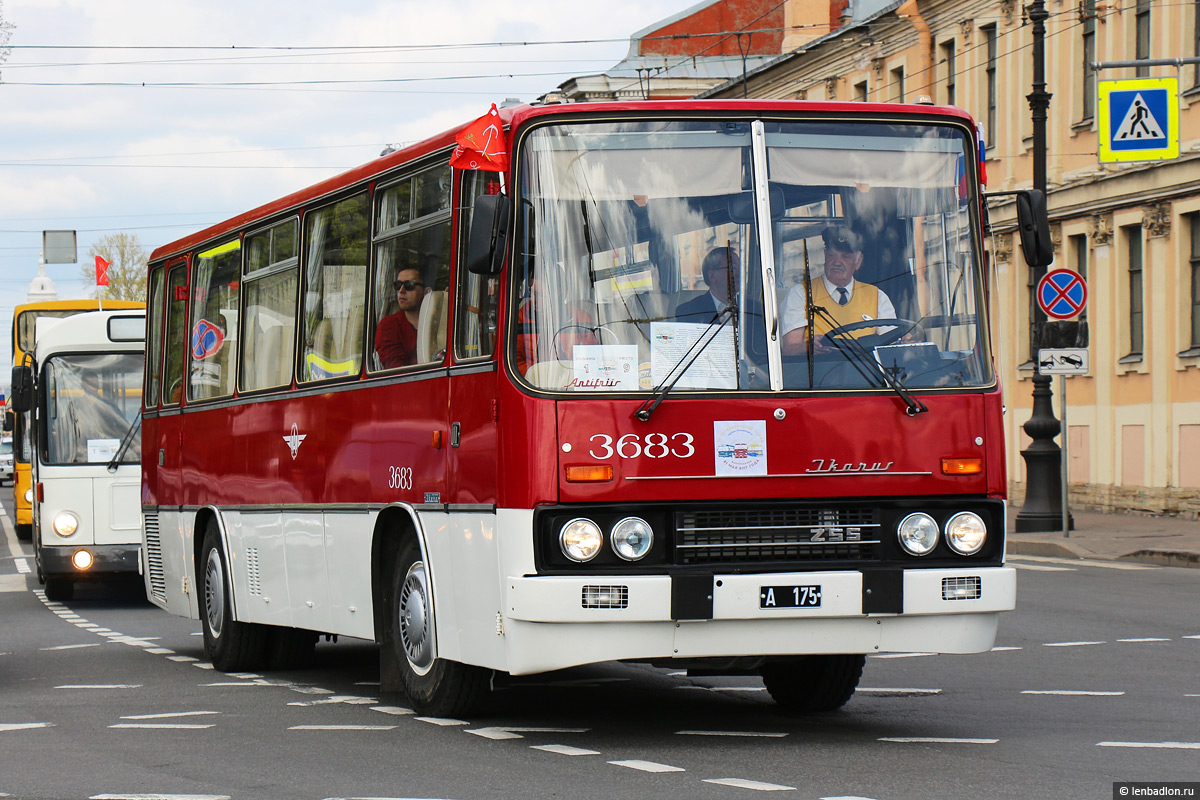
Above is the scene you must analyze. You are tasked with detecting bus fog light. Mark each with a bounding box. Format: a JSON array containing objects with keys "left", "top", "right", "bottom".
[
  {"left": 559, "top": 518, "right": 603, "bottom": 562},
  {"left": 611, "top": 517, "right": 653, "bottom": 561},
  {"left": 53, "top": 511, "right": 80, "bottom": 538},
  {"left": 945, "top": 512, "right": 987, "bottom": 555},
  {"left": 897, "top": 512, "right": 939, "bottom": 556},
  {"left": 72, "top": 549, "right": 94, "bottom": 571}
]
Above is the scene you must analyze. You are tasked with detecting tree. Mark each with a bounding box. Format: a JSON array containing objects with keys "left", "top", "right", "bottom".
[
  {"left": 81, "top": 232, "right": 148, "bottom": 302},
  {"left": 0, "top": 2, "right": 14, "bottom": 79}
]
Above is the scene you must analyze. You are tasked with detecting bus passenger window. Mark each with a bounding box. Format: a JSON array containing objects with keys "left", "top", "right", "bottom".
[
  {"left": 241, "top": 219, "right": 299, "bottom": 392},
  {"left": 370, "top": 165, "right": 451, "bottom": 371},
  {"left": 188, "top": 239, "right": 241, "bottom": 401},
  {"left": 301, "top": 193, "right": 369, "bottom": 382},
  {"left": 162, "top": 264, "right": 188, "bottom": 406},
  {"left": 144, "top": 265, "right": 166, "bottom": 409},
  {"left": 454, "top": 171, "right": 498, "bottom": 361}
]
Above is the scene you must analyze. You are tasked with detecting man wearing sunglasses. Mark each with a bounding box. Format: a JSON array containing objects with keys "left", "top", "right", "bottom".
[{"left": 374, "top": 267, "right": 428, "bottom": 368}]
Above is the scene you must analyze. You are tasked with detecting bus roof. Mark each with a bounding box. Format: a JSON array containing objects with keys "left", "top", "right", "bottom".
[
  {"left": 32, "top": 309, "right": 146, "bottom": 360},
  {"left": 148, "top": 98, "right": 976, "bottom": 264}
]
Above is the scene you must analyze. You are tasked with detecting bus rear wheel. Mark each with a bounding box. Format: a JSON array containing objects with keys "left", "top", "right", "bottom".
[
  {"left": 199, "top": 521, "right": 267, "bottom": 671},
  {"left": 760, "top": 654, "right": 865, "bottom": 712},
  {"left": 389, "top": 540, "right": 490, "bottom": 717}
]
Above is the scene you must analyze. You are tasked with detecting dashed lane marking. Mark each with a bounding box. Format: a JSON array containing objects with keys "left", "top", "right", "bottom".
[
  {"left": 121, "top": 712, "right": 219, "bottom": 720},
  {"left": 532, "top": 744, "right": 601, "bottom": 756},
  {"left": 109, "top": 723, "right": 215, "bottom": 730},
  {"left": 880, "top": 737, "right": 998, "bottom": 744},
  {"left": 91, "top": 794, "right": 231, "bottom": 799},
  {"left": 703, "top": 778, "right": 795, "bottom": 791},
  {"left": 466, "top": 726, "right": 588, "bottom": 740},
  {"left": 370, "top": 706, "right": 414, "bottom": 716},
  {"left": 40, "top": 643, "right": 102, "bottom": 650},
  {"left": 55, "top": 684, "right": 143, "bottom": 690},
  {"left": 1021, "top": 690, "right": 1125, "bottom": 696},
  {"left": 14, "top": 558, "right": 30, "bottom": 574},
  {"left": 858, "top": 688, "right": 942, "bottom": 695},
  {"left": 609, "top": 759, "right": 686, "bottom": 773},
  {"left": 1117, "top": 638, "right": 1170, "bottom": 643},
  {"left": 869, "top": 652, "right": 935, "bottom": 659},
  {"left": 414, "top": 717, "right": 469, "bottom": 726},
  {"left": 0, "top": 722, "right": 54, "bottom": 732},
  {"left": 1044, "top": 641, "right": 1106, "bottom": 647},
  {"left": 288, "top": 724, "right": 397, "bottom": 731},
  {"left": 1097, "top": 741, "right": 1200, "bottom": 750},
  {"left": 676, "top": 730, "right": 789, "bottom": 737}
]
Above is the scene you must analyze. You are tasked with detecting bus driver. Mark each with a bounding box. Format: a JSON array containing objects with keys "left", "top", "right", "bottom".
[
  {"left": 779, "top": 226, "right": 897, "bottom": 355},
  {"left": 374, "top": 268, "right": 428, "bottom": 368}
]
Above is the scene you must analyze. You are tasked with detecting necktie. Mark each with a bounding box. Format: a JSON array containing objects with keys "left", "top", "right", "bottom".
[{"left": 837, "top": 287, "right": 849, "bottom": 306}]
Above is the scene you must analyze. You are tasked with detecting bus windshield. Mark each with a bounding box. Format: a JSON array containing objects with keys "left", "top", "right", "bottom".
[
  {"left": 42, "top": 353, "right": 143, "bottom": 465},
  {"left": 514, "top": 118, "right": 990, "bottom": 394}
]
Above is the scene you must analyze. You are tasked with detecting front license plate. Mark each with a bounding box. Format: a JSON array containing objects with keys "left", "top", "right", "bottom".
[{"left": 760, "top": 585, "right": 822, "bottom": 609}]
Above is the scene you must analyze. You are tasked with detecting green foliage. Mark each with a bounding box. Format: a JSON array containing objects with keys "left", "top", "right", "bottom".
[{"left": 80, "top": 232, "right": 148, "bottom": 302}]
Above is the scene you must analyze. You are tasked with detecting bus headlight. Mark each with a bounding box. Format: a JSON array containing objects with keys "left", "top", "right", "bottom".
[
  {"left": 53, "top": 511, "right": 80, "bottom": 538},
  {"left": 611, "top": 517, "right": 653, "bottom": 561},
  {"left": 559, "top": 518, "right": 603, "bottom": 562},
  {"left": 945, "top": 512, "right": 987, "bottom": 555},
  {"left": 897, "top": 512, "right": 939, "bottom": 556},
  {"left": 72, "top": 549, "right": 94, "bottom": 571}
]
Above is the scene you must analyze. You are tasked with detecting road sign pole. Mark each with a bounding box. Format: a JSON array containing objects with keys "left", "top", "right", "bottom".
[{"left": 1060, "top": 374, "right": 1069, "bottom": 538}]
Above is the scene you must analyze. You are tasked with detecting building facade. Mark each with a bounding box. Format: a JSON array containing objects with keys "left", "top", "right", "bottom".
[{"left": 694, "top": 0, "right": 1200, "bottom": 516}]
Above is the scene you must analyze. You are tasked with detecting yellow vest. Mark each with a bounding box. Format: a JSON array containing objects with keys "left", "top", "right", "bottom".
[{"left": 811, "top": 280, "right": 881, "bottom": 337}]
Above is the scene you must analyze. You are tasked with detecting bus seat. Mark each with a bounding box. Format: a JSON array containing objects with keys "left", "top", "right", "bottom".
[{"left": 417, "top": 290, "right": 448, "bottom": 363}]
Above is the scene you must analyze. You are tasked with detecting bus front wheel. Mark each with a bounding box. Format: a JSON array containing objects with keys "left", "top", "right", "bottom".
[
  {"left": 388, "top": 540, "right": 490, "bottom": 716},
  {"left": 760, "top": 654, "right": 865, "bottom": 712},
  {"left": 43, "top": 576, "right": 74, "bottom": 602},
  {"left": 199, "top": 522, "right": 266, "bottom": 671}
]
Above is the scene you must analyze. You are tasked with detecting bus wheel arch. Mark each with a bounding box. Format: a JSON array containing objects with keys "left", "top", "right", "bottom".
[{"left": 196, "top": 510, "right": 267, "bottom": 671}]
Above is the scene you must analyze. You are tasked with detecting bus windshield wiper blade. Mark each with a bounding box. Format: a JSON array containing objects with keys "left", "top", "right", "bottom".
[
  {"left": 107, "top": 415, "right": 141, "bottom": 473},
  {"left": 635, "top": 307, "right": 733, "bottom": 422},
  {"left": 821, "top": 317, "right": 928, "bottom": 416}
]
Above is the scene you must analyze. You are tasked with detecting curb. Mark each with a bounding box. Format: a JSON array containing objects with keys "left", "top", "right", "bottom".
[{"left": 1008, "top": 539, "right": 1200, "bottom": 568}]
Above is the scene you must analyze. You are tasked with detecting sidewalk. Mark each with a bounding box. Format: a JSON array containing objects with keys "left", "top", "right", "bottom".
[{"left": 1007, "top": 505, "right": 1200, "bottom": 568}]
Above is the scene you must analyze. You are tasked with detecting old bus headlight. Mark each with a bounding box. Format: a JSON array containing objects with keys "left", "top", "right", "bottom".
[
  {"left": 559, "top": 518, "right": 603, "bottom": 562},
  {"left": 611, "top": 517, "right": 653, "bottom": 561},
  {"left": 945, "top": 512, "right": 987, "bottom": 555},
  {"left": 24, "top": 488, "right": 33, "bottom": 503},
  {"left": 897, "top": 512, "right": 939, "bottom": 556},
  {"left": 53, "top": 511, "right": 80, "bottom": 538}
]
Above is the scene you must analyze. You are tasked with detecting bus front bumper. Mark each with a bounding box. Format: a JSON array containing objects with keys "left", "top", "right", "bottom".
[
  {"left": 40, "top": 544, "right": 141, "bottom": 578},
  {"left": 499, "top": 566, "right": 1015, "bottom": 675}
]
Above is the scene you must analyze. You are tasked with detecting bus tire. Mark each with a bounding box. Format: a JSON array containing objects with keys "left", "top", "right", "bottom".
[
  {"left": 43, "top": 576, "right": 74, "bottom": 602},
  {"left": 389, "top": 539, "right": 490, "bottom": 716},
  {"left": 760, "top": 654, "right": 865, "bottom": 712},
  {"left": 199, "top": 521, "right": 266, "bottom": 671},
  {"left": 265, "top": 627, "right": 318, "bottom": 670}
]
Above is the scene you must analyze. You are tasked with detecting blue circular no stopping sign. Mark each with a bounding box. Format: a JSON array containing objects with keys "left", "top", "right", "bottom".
[{"left": 1037, "top": 269, "right": 1087, "bottom": 320}]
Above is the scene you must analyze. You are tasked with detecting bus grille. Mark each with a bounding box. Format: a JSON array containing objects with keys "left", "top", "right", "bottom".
[
  {"left": 143, "top": 513, "right": 167, "bottom": 604},
  {"left": 675, "top": 508, "right": 880, "bottom": 564}
]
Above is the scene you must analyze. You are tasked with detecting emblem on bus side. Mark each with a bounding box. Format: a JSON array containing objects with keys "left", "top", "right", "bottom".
[{"left": 283, "top": 424, "right": 307, "bottom": 460}]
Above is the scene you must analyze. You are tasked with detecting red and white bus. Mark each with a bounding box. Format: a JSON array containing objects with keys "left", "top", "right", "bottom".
[{"left": 141, "top": 99, "right": 1046, "bottom": 716}]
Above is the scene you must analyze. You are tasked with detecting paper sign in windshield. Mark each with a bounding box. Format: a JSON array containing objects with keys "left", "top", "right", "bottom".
[
  {"left": 650, "top": 322, "right": 736, "bottom": 390},
  {"left": 571, "top": 344, "right": 639, "bottom": 390}
]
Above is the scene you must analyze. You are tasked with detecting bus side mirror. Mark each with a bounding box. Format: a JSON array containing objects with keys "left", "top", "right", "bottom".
[
  {"left": 10, "top": 366, "right": 33, "bottom": 413},
  {"left": 1016, "top": 189, "right": 1053, "bottom": 268},
  {"left": 466, "top": 194, "right": 511, "bottom": 276}
]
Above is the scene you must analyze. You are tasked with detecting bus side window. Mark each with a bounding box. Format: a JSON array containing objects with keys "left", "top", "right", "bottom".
[
  {"left": 162, "top": 263, "right": 189, "bottom": 406},
  {"left": 300, "top": 193, "right": 369, "bottom": 382},
  {"left": 188, "top": 239, "right": 241, "bottom": 402},
  {"left": 454, "top": 170, "right": 498, "bottom": 361},
  {"left": 241, "top": 219, "right": 299, "bottom": 392},
  {"left": 144, "top": 265, "right": 166, "bottom": 409}
]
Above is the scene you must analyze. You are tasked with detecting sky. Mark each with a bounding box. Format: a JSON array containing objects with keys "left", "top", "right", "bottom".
[{"left": 0, "top": 0, "right": 692, "bottom": 385}]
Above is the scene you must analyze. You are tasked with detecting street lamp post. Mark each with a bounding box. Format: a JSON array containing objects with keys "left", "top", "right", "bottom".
[{"left": 1015, "top": 0, "right": 1072, "bottom": 533}]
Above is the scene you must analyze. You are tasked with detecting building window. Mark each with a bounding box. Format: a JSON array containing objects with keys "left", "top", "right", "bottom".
[
  {"left": 854, "top": 80, "right": 868, "bottom": 102},
  {"left": 1081, "top": 0, "right": 1096, "bottom": 120},
  {"left": 982, "top": 25, "right": 997, "bottom": 148},
  {"left": 1122, "top": 224, "right": 1144, "bottom": 361},
  {"left": 1194, "top": 0, "right": 1200, "bottom": 87},
  {"left": 890, "top": 66, "right": 905, "bottom": 103},
  {"left": 941, "top": 40, "right": 956, "bottom": 106},
  {"left": 1070, "top": 234, "right": 1088, "bottom": 324},
  {"left": 1190, "top": 214, "right": 1200, "bottom": 350},
  {"left": 1135, "top": 0, "right": 1151, "bottom": 77}
]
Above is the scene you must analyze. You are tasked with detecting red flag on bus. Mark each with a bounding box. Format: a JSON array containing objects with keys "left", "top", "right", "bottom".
[
  {"left": 449, "top": 104, "right": 508, "bottom": 172},
  {"left": 95, "top": 255, "right": 112, "bottom": 286}
]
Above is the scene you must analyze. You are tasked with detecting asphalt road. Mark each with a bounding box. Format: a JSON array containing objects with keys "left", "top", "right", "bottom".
[{"left": 2, "top": 493, "right": 1197, "bottom": 800}]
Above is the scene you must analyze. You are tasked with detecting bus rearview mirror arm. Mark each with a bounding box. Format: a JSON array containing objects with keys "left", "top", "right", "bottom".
[{"left": 465, "top": 193, "right": 511, "bottom": 276}]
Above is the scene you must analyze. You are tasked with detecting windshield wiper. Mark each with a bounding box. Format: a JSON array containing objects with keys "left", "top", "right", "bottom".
[
  {"left": 635, "top": 307, "right": 733, "bottom": 422},
  {"left": 107, "top": 414, "right": 141, "bottom": 473},
  {"left": 820, "top": 320, "right": 929, "bottom": 416}
]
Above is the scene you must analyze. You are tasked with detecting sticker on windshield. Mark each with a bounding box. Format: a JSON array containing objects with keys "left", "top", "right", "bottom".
[
  {"left": 714, "top": 420, "right": 767, "bottom": 476},
  {"left": 571, "top": 344, "right": 638, "bottom": 390},
  {"left": 650, "top": 322, "right": 736, "bottom": 390}
]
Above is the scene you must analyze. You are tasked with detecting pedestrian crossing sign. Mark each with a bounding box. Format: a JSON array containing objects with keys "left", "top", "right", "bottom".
[{"left": 1098, "top": 78, "right": 1179, "bottom": 163}]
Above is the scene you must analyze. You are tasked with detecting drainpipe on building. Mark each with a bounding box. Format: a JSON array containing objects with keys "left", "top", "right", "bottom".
[{"left": 897, "top": 0, "right": 934, "bottom": 98}]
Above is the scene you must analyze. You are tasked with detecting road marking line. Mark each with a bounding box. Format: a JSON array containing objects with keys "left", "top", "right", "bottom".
[
  {"left": 869, "top": 652, "right": 935, "bottom": 659},
  {"left": 880, "top": 737, "right": 998, "bottom": 744},
  {"left": 146, "top": 648, "right": 175, "bottom": 655},
  {"left": 1021, "top": 690, "right": 1125, "bottom": 696},
  {"left": 990, "top": 646, "right": 1022, "bottom": 652},
  {"left": 1097, "top": 741, "right": 1200, "bottom": 750},
  {"left": 109, "top": 724, "right": 215, "bottom": 730},
  {"left": 288, "top": 725, "right": 396, "bottom": 731},
  {"left": 413, "top": 717, "right": 469, "bottom": 726},
  {"left": 121, "top": 711, "right": 219, "bottom": 720},
  {"left": 1117, "top": 638, "right": 1170, "bottom": 643},
  {"left": 858, "top": 688, "right": 942, "bottom": 695},
  {"left": 466, "top": 726, "right": 588, "bottom": 740},
  {"left": 705, "top": 686, "right": 765, "bottom": 692},
  {"left": 91, "top": 794, "right": 231, "bottom": 799},
  {"left": 676, "top": 730, "right": 789, "bottom": 737},
  {"left": 0, "top": 722, "right": 54, "bottom": 731},
  {"left": 1183, "top": 635, "right": 1200, "bottom": 640},
  {"left": 369, "top": 706, "right": 414, "bottom": 716},
  {"left": 1012, "top": 563, "right": 1075, "bottom": 572},
  {"left": 40, "top": 643, "right": 101, "bottom": 650},
  {"left": 821, "top": 796, "right": 882, "bottom": 800},
  {"left": 609, "top": 759, "right": 685, "bottom": 773},
  {"left": 14, "top": 558, "right": 30, "bottom": 574},
  {"left": 1044, "top": 641, "right": 1105, "bottom": 647},
  {"left": 703, "top": 778, "right": 795, "bottom": 791},
  {"left": 532, "top": 744, "right": 600, "bottom": 756},
  {"left": 56, "top": 684, "right": 143, "bottom": 690},
  {"left": 191, "top": 663, "right": 214, "bottom": 670},
  {"left": 167, "top": 656, "right": 198, "bottom": 662}
]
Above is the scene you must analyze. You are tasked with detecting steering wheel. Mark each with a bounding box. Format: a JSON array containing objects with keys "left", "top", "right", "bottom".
[
  {"left": 822, "top": 318, "right": 920, "bottom": 350},
  {"left": 551, "top": 324, "right": 617, "bottom": 360}
]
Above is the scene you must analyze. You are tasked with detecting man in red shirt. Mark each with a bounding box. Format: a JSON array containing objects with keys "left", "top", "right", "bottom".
[{"left": 374, "top": 268, "right": 428, "bottom": 368}]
